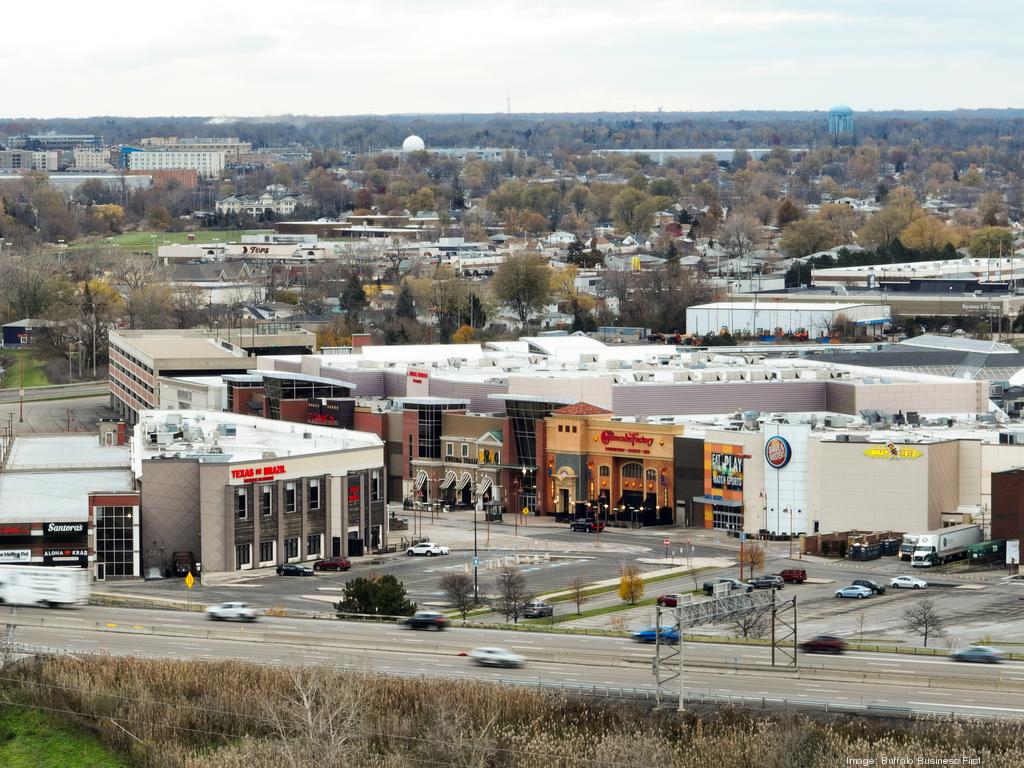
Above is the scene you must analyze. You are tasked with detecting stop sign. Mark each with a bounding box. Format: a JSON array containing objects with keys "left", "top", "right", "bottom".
[{"left": 663, "top": 538, "right": 670, "bottom": 546}]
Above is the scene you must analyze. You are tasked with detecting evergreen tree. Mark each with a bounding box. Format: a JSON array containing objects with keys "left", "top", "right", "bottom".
[{"left": 394, "top": 282, "right": 417, "bottom": 320}]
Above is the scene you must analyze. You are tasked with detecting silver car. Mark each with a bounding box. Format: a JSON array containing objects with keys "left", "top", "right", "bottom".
[
  {"left": 469, "top": 647, "right": 524, "bottom": 668},
  {"left": 206, "top": 601, "right": 258, "bottom": 622}
]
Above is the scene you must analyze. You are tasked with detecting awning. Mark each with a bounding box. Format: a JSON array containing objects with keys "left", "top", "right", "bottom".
[
  {"left": 854, "top": 317, "right": 890, "bottom": 325},
  {"left": 693, "top": 494, "right": 743, "bottom": 509},
  {"left": 457, "top": 472, "right": 473, "bottom": 491},
  {"left": 414, "top": 471, "right": 427, "bottom": 491},
  {"left": 439, "top": 471, "right": 457, "bottom": 490},
  {"left": 477, "top": 476, "right": 492, "bottom": 495}
]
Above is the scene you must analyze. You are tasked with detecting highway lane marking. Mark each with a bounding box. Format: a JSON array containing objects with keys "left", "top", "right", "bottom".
[{"left": 909, "top": 702, "right": 1024, "bottom": 713}]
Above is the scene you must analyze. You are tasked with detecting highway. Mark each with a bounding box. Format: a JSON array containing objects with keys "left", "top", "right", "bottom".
[
  {"left": 0, "top": 381, "right": 107, "bottom": 402},
  {"left": 5, "top": 604, "right": 1023, "bottom": 717}
]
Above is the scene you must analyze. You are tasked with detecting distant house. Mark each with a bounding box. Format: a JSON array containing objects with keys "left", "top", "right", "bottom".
[{"left": 216, "top": 186, "right": 313, "bottom": 217}]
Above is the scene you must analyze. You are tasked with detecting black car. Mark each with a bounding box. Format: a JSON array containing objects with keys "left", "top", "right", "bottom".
[
  {"left": 748, "top": 575, "right": 784, "bottom": 590},
  {"left": 402, "top": 611, "right": 448, "bottom": 630},
  {"left": 569, "top": 518, "right": 605, "bottom": 532},
  {"left": 852, "top": 579, "right": 886, "bottom": 595},
  {"left": 276, "top": 563, "right": 314, "bottom": 576}
]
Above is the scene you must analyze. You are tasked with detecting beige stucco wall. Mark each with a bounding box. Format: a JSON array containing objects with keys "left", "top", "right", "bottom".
[
  {"left": 506, "top": 374, "right": 614, "bottom": 410},
  {"left": 850, "top": 380, "right": 987, "bottom": 415}
]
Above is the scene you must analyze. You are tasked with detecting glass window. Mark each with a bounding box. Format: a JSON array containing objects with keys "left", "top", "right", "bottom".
[
  {"left": 558, "top": 424, "right": 563, "bottom": 432},
  {"left": 95, "top": 505, "right": 135, "bottom": 577},
  {"left": 284, "top": 537, "right": 299, "bottom": 559},
  {"left": 600, "top": 465, "right": 610, "bottom": 478},
  {"left": 235, "top": 488, "right": 247, "bottom": 519},
  {"left": 235, "top": 544, "right": 251, "bottom": 569},
  {"left": 623, "top": 463, "right": 643, "bottom": 479},
  {"left": 461, "top": 443, "right": 468, "bottom": 458},
  {"left": 261, "top": 485, "right": 273, "bottom": 516},
  {"left": 494, "top": 451, "right": 500, "bottom": 464},
  {"left": 259, "top": 540, "right": 275, "bottom": 563},
  {"left": 371, "top": 469, "right": 382, "bottom": 501},
  {"left": 285, "top": 482, "right": 296, "bottom": 513},
  {"left": 306, "top": 534, "right": 321, "bottom": 556},
  {"left": 308, "top": 478, "right": 320, "bottom": 510},
  {"left": 446, "top": 442, "right": 453, "bottom": 457},
  {"left": 646, "top": 469, "right": 657, "bottom": 484},
  {"left": 571, "top": 425, "right": 577, "bottom": 433}
]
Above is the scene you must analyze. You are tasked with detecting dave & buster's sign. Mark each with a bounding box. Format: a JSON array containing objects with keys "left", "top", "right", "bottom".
[
  {"left": 765, "top": 436, "right": 793, "bottom": 469},
  {"left": 231, "top": 464, "right": 286, "bottom": 483},
  {"left": 598, "top": 430, "right": 655, "bottom": 454}
]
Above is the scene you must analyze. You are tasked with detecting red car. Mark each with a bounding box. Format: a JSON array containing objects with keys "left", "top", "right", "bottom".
[
  {"left": 799, "top": 635, "right": 847, "bottom": 654},
  {"left": 778, "top": 568, "right": 807, "bottom": 584},
  {"left": 656, "top": 594, "right": 682, "bottom": 607},
  {"left": 312, "top": 557, "right": 351, "bottom": 572}
]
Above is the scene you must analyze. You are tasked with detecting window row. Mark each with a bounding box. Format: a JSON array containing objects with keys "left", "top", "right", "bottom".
[
  {"left": 235, "top": 478, "right": 321, "bottom": 519},
  {"left": 235, "top": 534, "right": 322, "bottom": 569}
]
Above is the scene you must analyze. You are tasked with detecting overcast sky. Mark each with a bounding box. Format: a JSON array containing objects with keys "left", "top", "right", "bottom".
[{"left": 4, "top": 0, "right": 1021, "bottom": 118}]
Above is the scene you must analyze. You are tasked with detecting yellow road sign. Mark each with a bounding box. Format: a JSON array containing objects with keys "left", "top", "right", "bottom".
[
  {"left": 522, "top": 506, "right": 529, "bottom": 516},
  {"left": 184, "top": 572, "right": 195, "bottom": 590}
]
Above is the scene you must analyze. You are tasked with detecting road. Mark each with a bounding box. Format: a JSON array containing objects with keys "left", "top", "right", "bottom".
[
  {"left": 0, "top": 381, "right": 107, "bottom": 402},
  {"left": 0, "top": 393, "right": 113, "bottom": 434},
  {"left": 4, "top": 604, "right": 1022, "bottom": 717}
]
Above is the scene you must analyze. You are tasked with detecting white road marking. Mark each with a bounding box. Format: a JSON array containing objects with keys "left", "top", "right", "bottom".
[{"left": 909, "top": 702, "right": 1024, "bottom": 714}]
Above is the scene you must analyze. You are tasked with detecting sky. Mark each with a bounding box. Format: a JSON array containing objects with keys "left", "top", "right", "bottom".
[{"left": 3, "top": 0, "right": 1022, "bottom": 118}]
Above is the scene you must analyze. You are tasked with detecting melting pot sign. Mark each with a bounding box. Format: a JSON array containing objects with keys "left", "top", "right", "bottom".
[{"left": 764, "top": 436, "right": 792, "bottom": 469}]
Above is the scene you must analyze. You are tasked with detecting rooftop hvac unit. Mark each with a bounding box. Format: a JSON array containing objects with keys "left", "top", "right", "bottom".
[
  {"left": 166, "top": 414, "right": 181, "bottom": 426},
  {"left": 836, "top": 434, "right": 850, "bottom": 442},
  {"left": 217, "top": 423, "right": 237, "bottom": 437},
  {"left": 262, "top": 451, "right": 277, "bottom": 459},
  {"left": 155, "top": 431, "right": 173, "bottom": 446},
  {"left": 303, "top": 432, "right": 312, "bottom": 439}
]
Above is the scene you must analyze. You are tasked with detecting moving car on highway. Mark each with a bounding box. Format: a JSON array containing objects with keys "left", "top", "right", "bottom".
[
  {"left": 889, "top": 575, "right": 927, "bottom": 589},
  {"left": 631, "top": 626, "right": 680, "bottom": 644},
  {"left": 402, "top": 611, "right": 448, "bottom": 631},
  {"left": 469, "top": 647, "right": 524, "bottom": 668},
  {"left": 834, "top": 585, "right": 873, "bottom": 599},
  {"left": 312, "top": 556, "right": 351, "bottom": 572},
  {"left": 276, "top": 563, "right": 314, "bottom": 576},
  {"left": 951, "top": 645, "right": 1003, "bottom": 664},
  {"left": 205, "top": 602, "right": 258, "bottom": 622},
  {"left": 799, "top": 635, "right": 847, "bottom": 654},
  {"left": 406, "top": 542, "right": 451, "bottom": 557}
]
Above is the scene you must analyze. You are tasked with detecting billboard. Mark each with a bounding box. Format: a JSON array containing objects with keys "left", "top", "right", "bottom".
[{"left": 704, "top": 444, "right": 745, "bottom": 500}]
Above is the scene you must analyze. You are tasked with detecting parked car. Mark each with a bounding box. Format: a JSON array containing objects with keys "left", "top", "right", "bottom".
[
  {"left": 748, "top": 575, "right": 784, "bottom": 590},
  {"left": 778, "top": 568, "right": 807, "bottom": 583},
  {"left": 952, "top": 645, "right": 1003, "bottom": 664},
  {"left": 205, "top": 602, "right": 258, "bottom": 622},
  {"left": 312, "top": 557, "right": 351, "bottom": 572},
  {"left": 889, "top": 575, "right": 927, "bottom": 590},
  {"left": 276, "top": 563, "right": 314, "bottom": 576},
  {"left": 406, "top": 542, "right": 451, "bottom": 557},
  {"left": 469, "top": 647, "right": 524, "bottom": 668},
  {"left": 702, "top": 578, "right": 753, "bottom": 596},
  {"left": 569, "top": 518, "right": 605, "bottom": 533},
  {"left": 402, "top": 610, "right": 448, "bottom": 631},
  {"left": 523, "top": 601, "right": 554, "bottom": 618},
  {"left": 632, "top": 626, "right": 680, "bottom": 644},
  {"left": 799, "top": 634, "right": 848, "bottom": 654},
  {"left": 834, "top": 585, "right": 873, "bottom": 599},
  {"left": 852, "top": 579, "right": 886, "bottom": 595},
  {"left": 656, "top": 593, "right": 684, "bottom": 607}
]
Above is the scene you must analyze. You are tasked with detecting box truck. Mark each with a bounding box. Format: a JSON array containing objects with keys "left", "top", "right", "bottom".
[
  {"left": 0, "top": 565, "right": 91, "bottom": 607},
  {"left": 911, "top": 524, "right": 982, "bottom": 567}
]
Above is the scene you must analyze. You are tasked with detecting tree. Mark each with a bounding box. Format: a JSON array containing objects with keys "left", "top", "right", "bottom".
[
  {"left": 569, "top": 576, "right": 588, "bottom": 615},
  {"left": 171, "top": 285, "right": 206, "bottom": 329},
  {"left": 458, "top": 292, "right": 487, "bottom": 329},
  {"left": 439, "top": 572, "right": 476, "bottom": 620},
  {"left": 731, "top": 608, "right": 771, "bottom": 639},
  {"left": 969, "top": 227, "right": 1014, "bottom": 259},
  {"left": 779, "top": 219, "right": 835, "bottom": 259},
  {"left": 551, "top": 265, "right": 596, "bottom": 332},
  {"left": 115, "top": 254, "right": 172, "bottom": 329},
  {"left": 451, "top": 324, "right": 475, "bottom": 343},
  {"left": 145, "top": 205, "right": 172, "bottom": 231},
  {"left": 978, "top": 191, "right": 1007, "bottom": 227},
  {"left": 618, "top": 565, "right": 644, "bottom": 605},
  {"left": 899, "top": 216, "right": 959, "bottom": 252},
  {"left": 492, "top": 566, "right": 531, "bottom": 624},
  {"left": 339, "top": 269, "right": 368, "bottom": 323},
  {"left": 777, "top": 199, "right": 803, "bottom": 229},
  {"left": 394, "top": 282, "right": 417, "bottom": 320},
  {"left": 739, "top": 543, "right": 765, "bottom": 578},
  {"left": 719, "top": 213, "right": 760, "bottom": 260},
  {"left": 493, "top": 253, "right": 550, "bottom": 328},
  {"left": 336, "top": 574, "right": 415, "bottom": 616},
  {"left": 77, "top": 277, "right": 124, "bottom": 376},
  {"left": 611, "top": 187, "right": 655, "bottom": 236},
  {"left": 903, "top": 599, "right": 945, "bottom": 648}
]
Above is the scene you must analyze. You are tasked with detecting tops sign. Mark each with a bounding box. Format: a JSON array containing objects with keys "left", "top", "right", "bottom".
[
  {"left": 231, "top": 464, "right": 286, "bottom": 483},
  {"left": 764, "top": 436, "right": 792, "bottom": 469},
  {"left": 599, "top": 431, "right": 655, "bottom": 451},
  {"left": 44, "top": 522, "right": 86, "bottom": 537}
]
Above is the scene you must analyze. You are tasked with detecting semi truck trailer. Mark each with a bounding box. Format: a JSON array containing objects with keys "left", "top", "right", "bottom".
[{"left": 911, "top": 524, "right": 982, "bottom": 567}]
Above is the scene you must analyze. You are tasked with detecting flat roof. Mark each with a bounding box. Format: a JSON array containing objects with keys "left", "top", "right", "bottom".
[
  {"left": 0, "top": 470, "right": 133, "bottom": 522},
  {"left": 6, "top": 435, "right": 129, "bottom": 471},
  {"left": 133, "top": 410, "right": 382, "bottom": 474},
  {"left": 120, "top": 337, "right": 247, "bottom": 362},
  {"left": 690, "top": 301, "right": 869, "bottom": 312}
]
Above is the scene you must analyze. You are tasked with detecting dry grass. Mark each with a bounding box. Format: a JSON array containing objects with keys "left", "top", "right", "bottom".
[{"left": 1, "top": 654, "right": 1023, "bottom": 767}]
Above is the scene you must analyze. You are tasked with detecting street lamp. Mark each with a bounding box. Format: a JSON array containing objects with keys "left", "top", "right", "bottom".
[{"left": 472, "top": 482, "right": 480, "bottom": 603}]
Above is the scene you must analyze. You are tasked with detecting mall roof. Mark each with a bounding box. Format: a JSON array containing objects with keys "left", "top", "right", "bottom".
[
  {"left": 5, "top": 435, "right": 129, "bottom": 471},
  {"left": 0, "top": 470, "right": 133, "bottom": 523}
]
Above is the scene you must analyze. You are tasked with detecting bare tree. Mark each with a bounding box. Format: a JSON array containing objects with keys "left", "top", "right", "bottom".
[
  {"left": 491, "top": 566, "right": 531, "bottom": 624},
  {"left": 569, "top": 576, "right": 588, "bottom": 615},
  {"left": 731, "top": 608, "right": 771, "bottom": 639},
  {"left": 904, "top": 599, "right": 945, "bottom": 648},
  {"left": 171, "top": 285, "right": 207, "bottom": 329},
  {"left": 719, "top": 213, "right": 760, "bottom": 262},
  {"left": 440, "top": 572, "right": 476, "bottom": 620},
  {"left": 740, "top": 543, "right": 766, "bottom": 578}
]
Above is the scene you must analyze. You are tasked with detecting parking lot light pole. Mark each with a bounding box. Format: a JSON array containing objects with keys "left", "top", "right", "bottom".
[{"left": 473, "top": 484, "right": 479, "bottom": 603}]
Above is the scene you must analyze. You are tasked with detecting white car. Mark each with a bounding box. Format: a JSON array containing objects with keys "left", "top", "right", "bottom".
[
  {"left": 206, "top": 601, "right": 258, "bottom": 622},
  {"left": 889, "top": 575, "right": 927, "bottom": 590},
  {"left": 469, "top": 647, "right": 524, "bottom": 668},
  {"left": 406, "top": 542, "right": 450, "bottom": 557}
]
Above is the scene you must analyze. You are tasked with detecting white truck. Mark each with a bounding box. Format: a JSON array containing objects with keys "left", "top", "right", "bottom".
[
  {"left": 0, "top": 565, "right": 91, "bottom": 607},
  {"left": 899, "top": 534, "right": 921, "bottom": 562},
  {"left": 911, "top": 524, "right": 982, "bottom": 568}
]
